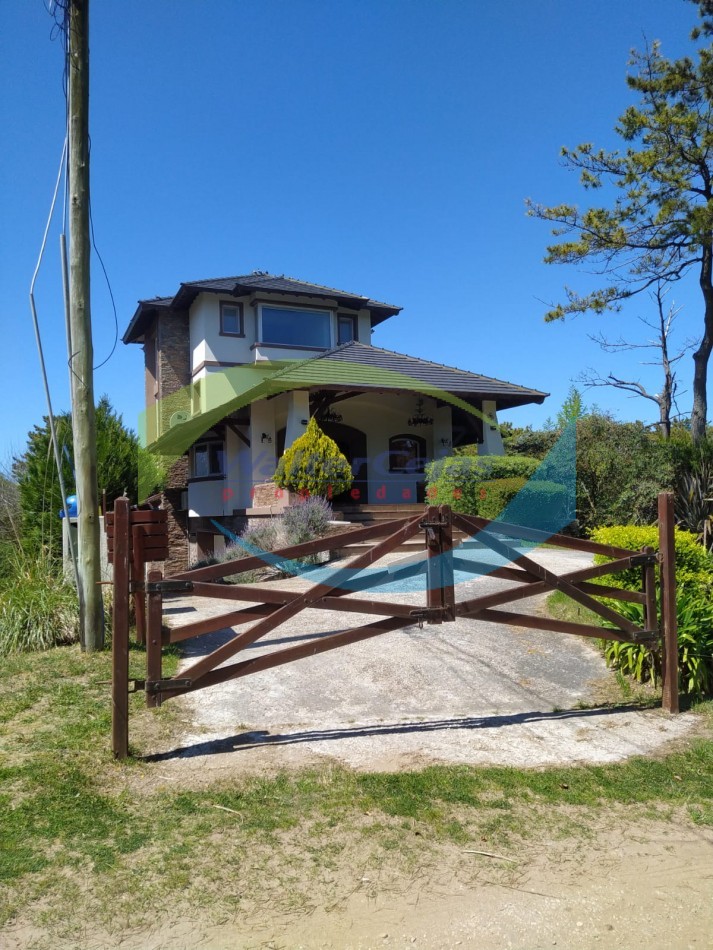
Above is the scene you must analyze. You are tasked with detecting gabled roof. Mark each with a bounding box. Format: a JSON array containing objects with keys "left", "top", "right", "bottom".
[
  {"left": 123, "top": 272, "right": 401, "bottom": 343},
  {"left": 301, "top": 340, "right": 548, "bottom": 409}
]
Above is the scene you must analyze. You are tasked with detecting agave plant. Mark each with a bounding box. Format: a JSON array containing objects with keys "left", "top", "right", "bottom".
[{"left": 675, "top": 461, "right": 713, "bottom": 552}]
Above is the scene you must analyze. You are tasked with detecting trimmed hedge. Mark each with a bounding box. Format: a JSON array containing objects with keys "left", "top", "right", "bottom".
[
  {"left": 589, "top": 525, "right": 713, "bottom": 697},
  {"left": 477, "top": 477, "right": 570, "bottom": 528},
  {"left": 477, "top": 477, "right": 527, "bottom": 520},
  {"left": 590, "top": 525, "right": 713, "bottom": 590},
  {"left": 425, "top": 455, "right": 540, "bottom": 514}
]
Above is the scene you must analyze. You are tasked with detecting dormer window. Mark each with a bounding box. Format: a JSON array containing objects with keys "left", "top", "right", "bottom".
[
  {"left": 337, "top": 314, "right": 357, "bottom": 344},
  {"left": 220, "top": 301, "right": 244, "bottom": 337},
  {"left": 261, "top": 305, "right": 331, "bottom": 349}
]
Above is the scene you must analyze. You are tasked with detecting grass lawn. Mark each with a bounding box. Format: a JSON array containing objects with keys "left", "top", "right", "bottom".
[{"left": 1, "top": 638, "right": 712, "bottom": 944}]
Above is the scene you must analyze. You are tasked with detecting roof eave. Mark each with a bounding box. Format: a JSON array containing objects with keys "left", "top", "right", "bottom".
[
  {"left": 123, "top": 299, "right": 173, "bottom": 344},
  {"left": 122, "top": 302, "right": 148, "bottom": 345}
]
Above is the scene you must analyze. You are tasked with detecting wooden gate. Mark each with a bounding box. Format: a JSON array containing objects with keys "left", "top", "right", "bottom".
[{"left": 109, "top": 493, "right": 680, "bottom": 759}]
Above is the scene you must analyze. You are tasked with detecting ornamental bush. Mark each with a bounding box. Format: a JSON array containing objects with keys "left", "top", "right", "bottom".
[
  {"left": 281, "top": 496, "right": 333, "bottom": 544},
  {"left": 424, "top": 455, "right": 540, "bottom": 514},
  {"left": 0, "top": 546, "right": 80, "bottom": 655},
  {"left": 273, "top": 418, "right": 352, "bottom": 499},
  {"left": 589, "top": 524, "right": 713, "bottom": 697}
]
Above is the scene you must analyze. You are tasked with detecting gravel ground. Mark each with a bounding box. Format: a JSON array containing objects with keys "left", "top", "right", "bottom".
[{"left": 154, "top": 545, "right": 695, "bottom": 773}]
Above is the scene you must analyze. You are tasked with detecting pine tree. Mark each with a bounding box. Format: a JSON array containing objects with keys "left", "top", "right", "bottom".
[
  {"left": 528, "top": 6, "right": 713, "bottom": 442},
  {"left": 14, "top": 396, "right": 138, "bottom": 556}
]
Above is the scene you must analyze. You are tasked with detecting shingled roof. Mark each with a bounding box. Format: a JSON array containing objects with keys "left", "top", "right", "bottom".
[
  {"left": 301, "top": 341, "right": 548, "bottom": 409},
  {"left": 123, "top": 273, "right": 401, "bottom": 343}
]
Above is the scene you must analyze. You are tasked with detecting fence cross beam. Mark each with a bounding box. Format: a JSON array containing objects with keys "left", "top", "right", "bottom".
[{"left": 176, "top": 513, "right": 425, "bottom": 688}]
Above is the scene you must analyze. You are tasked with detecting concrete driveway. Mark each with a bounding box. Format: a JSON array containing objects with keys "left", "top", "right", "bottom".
[{"left": 157, "top": 546, "right": 694, "bottom": 773}]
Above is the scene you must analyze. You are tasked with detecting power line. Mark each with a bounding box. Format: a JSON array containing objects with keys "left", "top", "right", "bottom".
[{"left": 29, "top": 136, "right": 79, "bottom": 587}]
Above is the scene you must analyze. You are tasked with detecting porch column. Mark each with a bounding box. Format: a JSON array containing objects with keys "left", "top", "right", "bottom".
[
  {"left": 285, "top": 390, "right": 310, "bottom": 448},
  {"left": 249, "top": 399, "right": 277, "bottom": 498},
  {"left": 223, "top": 426, "right": 241, "bottom": 514},
  {"left": 481, "top": 400, "right": 504, "bottom": 455},
  {"left": 433, "top": 405, "right": 453, "bottom": 458}
]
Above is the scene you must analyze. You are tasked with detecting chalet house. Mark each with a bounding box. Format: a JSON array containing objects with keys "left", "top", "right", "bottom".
[{"left": 123, "top": 273, "right": 547, "bottom": 570}]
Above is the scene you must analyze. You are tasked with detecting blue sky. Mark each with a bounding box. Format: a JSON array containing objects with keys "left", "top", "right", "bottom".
[{"left": 0, "top": 0, "right": 705, "bottom": 460}]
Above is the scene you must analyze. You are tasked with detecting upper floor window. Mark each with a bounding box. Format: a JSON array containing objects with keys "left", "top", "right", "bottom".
[
  {"left": 220, "top": 301, "right": 244, "bottom": 337},
  {"left": 337, "top": 314, "right": 357, "bottom": 344},
  {"left": 261, "top": 305, "right": 331, "bottom": 348}
]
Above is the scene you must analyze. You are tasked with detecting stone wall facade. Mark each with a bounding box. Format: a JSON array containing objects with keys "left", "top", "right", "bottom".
[
  {"left": 156, "top": 310, "right": 191, "bottom": 432},
  {"left": 156, "top": 312, "right": 191, "bottom": 573}
]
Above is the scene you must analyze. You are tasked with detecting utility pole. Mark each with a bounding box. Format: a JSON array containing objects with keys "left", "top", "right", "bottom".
[{"left": 68, "top": 0, "right": 103, "bottom": 651}]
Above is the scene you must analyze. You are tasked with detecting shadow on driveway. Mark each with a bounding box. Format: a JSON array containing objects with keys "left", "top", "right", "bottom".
[{"left": 142, "top": 703, "right": 651, "bottom": 763}]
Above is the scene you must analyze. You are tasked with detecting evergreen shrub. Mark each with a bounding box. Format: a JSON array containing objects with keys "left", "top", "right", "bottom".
[
  {"left": 477, "top": 478, "right": 569, "bottom": 528},
  {"left": 425, "top": 455, "right": 540, "bottom": 514},
  {"left": 273, "top": 418, "right": 352, "bottom": 499}
]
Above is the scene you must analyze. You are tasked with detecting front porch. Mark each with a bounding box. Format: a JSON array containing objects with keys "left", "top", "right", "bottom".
[{"left": 186, "top": 387, "right": 505, "bottom": 520}]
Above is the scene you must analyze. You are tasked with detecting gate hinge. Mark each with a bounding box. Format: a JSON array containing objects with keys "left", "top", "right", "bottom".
[
  {"left": 145, "top": 678, "right": 193, "bottom": 694},
  {"left": 629, "top": 553, "right": 658, "bottom": 567},
  {"left": 409, "top": 607, "right": 446, "bottom": 622},
  {"left": 141, "top": 579, "right": 194, "bottom": 594},
  {"left": 631, "top": 629, "right": 658, "bottom": 644}
]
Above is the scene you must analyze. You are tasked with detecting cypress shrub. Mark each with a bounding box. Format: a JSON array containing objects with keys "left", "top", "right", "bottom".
[{"left": 273, "top": 418, "right": 352, "bottom": 499}]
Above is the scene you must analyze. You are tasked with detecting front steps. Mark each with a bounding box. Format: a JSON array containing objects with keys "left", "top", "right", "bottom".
[{"left": 331, "top": 504, "right": 470, "bottom": 555}]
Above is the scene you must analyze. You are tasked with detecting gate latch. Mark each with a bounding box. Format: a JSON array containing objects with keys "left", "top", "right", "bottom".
[{"left": 629, "top": 553, "right": 658, "bottom": 567}]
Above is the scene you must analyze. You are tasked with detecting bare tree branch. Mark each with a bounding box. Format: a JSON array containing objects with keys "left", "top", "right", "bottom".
[{"left": 577, "top": 284, "right": 690, "bottom": 437}]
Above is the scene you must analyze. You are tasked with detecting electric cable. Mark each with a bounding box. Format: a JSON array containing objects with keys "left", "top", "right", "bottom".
[
  {"left": 29, "top": 137, "right": 79, "bottom": 588},
  {"left": 89, "top": 191, "right": 119, "bottom": 370}
]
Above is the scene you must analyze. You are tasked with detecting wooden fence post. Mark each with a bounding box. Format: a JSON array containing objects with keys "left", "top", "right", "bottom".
[
  {"left": 642, "top": 545, "right": 657, "bottom": 634},
  {"left": 111, "top": 496, "right": 131, "bottom": 758},
  {"left": 131, "top": 524, "right": 146, "bottom": 645},
  {"left": 658, "top": 491, "right": 679, "bottom": 714},
  {"left": 146, "top": 569, "right": 164, "bottom": 708},
  {"left": 425, "top": 505, "right": 455, "bottom": 623},
  {"left": 440, "top": 505, "right": 455, "bottom": 621}
]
